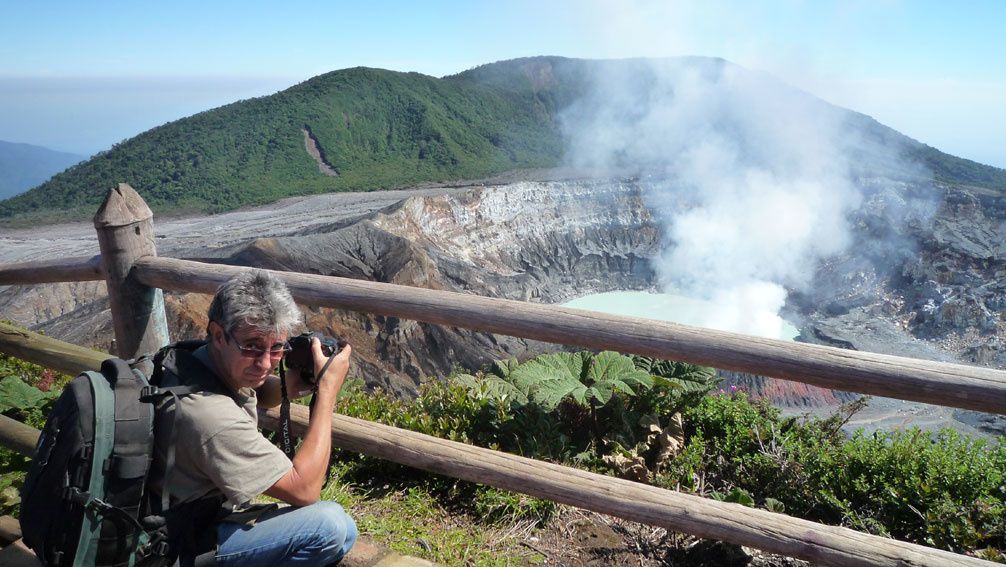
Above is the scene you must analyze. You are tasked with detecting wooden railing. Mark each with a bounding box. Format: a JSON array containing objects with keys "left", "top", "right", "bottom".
[{"left": 1, "top": 183, "right": 1002, "bottom": 566}]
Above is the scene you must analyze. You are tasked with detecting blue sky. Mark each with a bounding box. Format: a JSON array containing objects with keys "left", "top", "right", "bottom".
[{"left": 2, "top": 0, "right": 1004, "bottom": 167}]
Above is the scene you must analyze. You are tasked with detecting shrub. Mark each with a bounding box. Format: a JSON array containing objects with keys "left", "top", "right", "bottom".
[
  {"left": 0, "top": 348, "right": 68, "bottom": 516},
  {"left": 675, "top": 391, "right": 1006, "bottom": 554},
  {"left": 5, "top": 344, "right": 1003, "bottom": 557}
]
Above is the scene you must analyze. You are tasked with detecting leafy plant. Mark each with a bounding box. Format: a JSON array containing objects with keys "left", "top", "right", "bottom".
[
  {"left": 406, "top": 351, "right": 718, "bottom": 483},
  {"left": 507, "top": 351, "right": 653, "bottom": 409},
  {"left": 631, "top": 356, "right": 718, "bottom": 411},
  {"left": 711, "top": 487, "right": 755, "bottom": 507},
  {"left": 315, "top": 348, "right": 1006, "bottom": 559},
  {"left": 453, "top": 358, "right": 525, "bottom": 404},
  {"left": 0, "top": 376, "right": 58, "bottom": 420},
  {"left": 0, "top": 472, "right": 22, "bottom": 517},
  {"left": 0, "top": 354, "right": 63, "bottom": 517},
  {"left": 0, "top": 340, "right": 67, "bottom": 428},
  {"left": 671, "top": 390, "right": 1006, "bottom": 555}
]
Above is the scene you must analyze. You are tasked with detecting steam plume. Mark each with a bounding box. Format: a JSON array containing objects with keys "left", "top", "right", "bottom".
[{"left": 562, "top": 59, "right": 864, "bottom": 337}]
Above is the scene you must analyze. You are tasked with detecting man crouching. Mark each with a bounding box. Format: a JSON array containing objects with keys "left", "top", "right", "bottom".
[{"left": 153, "top": 270, "right": 356, "bottom": 565}]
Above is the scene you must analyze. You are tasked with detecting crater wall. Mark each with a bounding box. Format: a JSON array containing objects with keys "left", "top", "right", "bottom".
[{"left": 3, "top": 178, "right": 1004, "bottom": 426}]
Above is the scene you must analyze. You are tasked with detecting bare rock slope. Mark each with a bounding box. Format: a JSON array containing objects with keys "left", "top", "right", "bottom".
[
  {"left": 1, "top": 181, "right": 658, "bottom": 396},
  {"left": 2, "top": 177, "right": 1004, "bottom": 433}
]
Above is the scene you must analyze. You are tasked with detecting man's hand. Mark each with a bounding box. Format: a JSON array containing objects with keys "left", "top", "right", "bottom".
[
  {"left": 312, "top": 337, "right": 351, "bottom": 402},
  {"left": 283, "top": 362, "right": 316, "bottom": 399},
  {"left": 265, "top": 338, "right": 352, "bottom": 506}
]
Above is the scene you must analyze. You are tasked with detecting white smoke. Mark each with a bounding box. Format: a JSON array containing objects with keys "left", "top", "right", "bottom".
[{"left": 562, "top": 59, "right": 864, "bottom": 338}]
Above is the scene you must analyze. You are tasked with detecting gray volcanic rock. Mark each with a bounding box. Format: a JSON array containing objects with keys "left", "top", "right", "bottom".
[
  {"left": 0, "top": 281, "right": 107, "bottom": 326},
  {"left": 215, "top": 181, "right": 659, "bottom": 393},
  {"left": 798, "top": 181, "right": 1005, "bottom": 352},
  {"left": 2, "top": 176, "right": 1004, "bottom": 433},
  {"left": 904, "top": 188, "right": 1006, "bottom": 365},
  {"left": 789, "top": 181, "right": 1006, "bottom": 437},
  {"left": 0, "top": 180, "right": 660, "bottom": 397}
]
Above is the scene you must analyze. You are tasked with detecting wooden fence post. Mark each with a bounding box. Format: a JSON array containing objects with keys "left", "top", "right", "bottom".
[{"left": 93, "top": 183, "right": 169, "bottom": 359}]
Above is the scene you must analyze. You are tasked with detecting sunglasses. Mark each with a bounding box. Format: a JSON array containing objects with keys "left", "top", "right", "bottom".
[{"left": 223, "top": 329, "right": 291, "bottom": 359}]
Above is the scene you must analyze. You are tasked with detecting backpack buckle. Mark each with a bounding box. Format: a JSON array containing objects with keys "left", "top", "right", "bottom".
[
  {"left": 139, "top": 539, "right": 170, "bottom": 559},
  {"left": 88, "top": 496, "right": 113, "bottom": 512},
  {"left": 62, "top": 486, "right": 90, "bottom": 506},
  {"left": 139, "top": 385, "right": 160, "bottom": 403},
  {"left": 137, "top": 522, "right": 170, "bottom": 559}
]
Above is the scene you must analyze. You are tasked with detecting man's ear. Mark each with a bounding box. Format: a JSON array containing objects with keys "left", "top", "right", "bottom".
[{"left": 207, "top": 320, "right": 225, "bottom": 346}]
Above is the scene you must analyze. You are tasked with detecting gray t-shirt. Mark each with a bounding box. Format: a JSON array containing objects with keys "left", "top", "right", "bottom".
[{"left": 159, "top": 347, "right": 291, "bottom": 509}]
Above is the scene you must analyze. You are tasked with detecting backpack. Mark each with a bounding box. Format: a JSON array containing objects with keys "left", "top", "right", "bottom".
[{"left": 19, "top": 341, "right": 215, "bottom": 567}]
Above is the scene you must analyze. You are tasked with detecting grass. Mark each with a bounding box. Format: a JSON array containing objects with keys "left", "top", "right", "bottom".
[
  {"left": 321, "top": 461, "right": 547, "bottom": 565},
  {"left": 4, "top": 341, "right": 1006, "bottom": 562}
]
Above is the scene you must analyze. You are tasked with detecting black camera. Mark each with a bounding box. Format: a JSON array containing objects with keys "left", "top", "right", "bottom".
[{"left": 285, "top": 331, "right": 345, "bottom": 384}]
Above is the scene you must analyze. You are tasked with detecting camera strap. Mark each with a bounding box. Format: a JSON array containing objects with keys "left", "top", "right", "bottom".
[
  {"left": 316, "top": 353, "right": 339, "bottom": 384},
  {"left": 277, "top": 360, "right": 296, "bottom": 459},
  {"left": 276, "top": 350, "right": 340, "bottom": 460}
]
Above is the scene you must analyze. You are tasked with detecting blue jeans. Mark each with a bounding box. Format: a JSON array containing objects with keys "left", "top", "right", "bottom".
[{"left": 215, "top": 501, "right": 357, "bottom": 566}]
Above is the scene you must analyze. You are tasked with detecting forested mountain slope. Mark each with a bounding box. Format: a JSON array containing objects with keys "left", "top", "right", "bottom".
[{"left": 2, "top": 56, "right": 1002, "bottom": 224}]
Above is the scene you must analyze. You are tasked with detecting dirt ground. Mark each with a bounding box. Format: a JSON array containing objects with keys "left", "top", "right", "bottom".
[
  {"left": 0, "top": 186, "right": 468, "bottom": 264},
  {"left": 521, "top": 508, "right": 812, "bottom": 567}
]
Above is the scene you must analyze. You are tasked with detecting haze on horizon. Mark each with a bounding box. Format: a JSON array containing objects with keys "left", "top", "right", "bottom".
[{"left": 1, "top": 0, "right": 1004, "bottom": 169}]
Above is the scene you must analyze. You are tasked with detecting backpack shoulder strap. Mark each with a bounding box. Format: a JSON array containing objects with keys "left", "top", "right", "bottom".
[
  {"left": 102, "top": 358, "right": 156, "bottom": 480},
  {"left": 149, "top": 340, "right": 208, "bottom": 387},
  {"left": 71, "top": 370, "right": 116, "bottom": 567},
  {"left": 140, "top": 340, "right": 214, "bottom": 515}
]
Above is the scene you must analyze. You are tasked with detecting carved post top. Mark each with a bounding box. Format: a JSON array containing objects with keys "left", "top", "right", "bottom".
[{"left": 93, "top": 183, "right": 153, "bottom": 228}]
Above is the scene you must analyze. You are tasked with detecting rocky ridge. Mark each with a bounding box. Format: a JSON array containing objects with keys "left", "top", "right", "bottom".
[
  {"left": 792, "top": 180, "right": 1006, "bottom": 435},
  {"left": 1, "top": 177, "right": 1004, "bottom": 434},
  {"left": 0, "top": 180, "right": 658, "bottom": 396},
  {"left": 215, "top": 180, "right": 659, "bottom": 393}
]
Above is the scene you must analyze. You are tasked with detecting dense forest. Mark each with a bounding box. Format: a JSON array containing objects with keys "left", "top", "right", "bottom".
[{"left": 2, "top": 56, "right": 1003, "bottom": 224}]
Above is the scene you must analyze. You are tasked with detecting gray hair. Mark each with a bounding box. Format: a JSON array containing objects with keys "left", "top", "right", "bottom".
[{"left": 207, "top": 271, "right": 303, "bottom": 336}]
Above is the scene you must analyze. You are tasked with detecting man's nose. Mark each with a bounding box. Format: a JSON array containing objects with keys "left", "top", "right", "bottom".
[{"left": 253, "top": 351, "right": 273, "bottom": 368}]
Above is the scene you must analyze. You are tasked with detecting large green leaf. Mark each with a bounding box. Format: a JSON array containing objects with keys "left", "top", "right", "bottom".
[
  {"left": 489, "top": 358, "right": 520, "bottom": 380},
  {"left": 0, "top": 376, "right": 56, "bottom": 413},
  {"left": 510, "top": 352, "right": 590, "bottom": 410},
  {"left": 456, "top": 351, "right": 675, "bottom": 412},
  {"left": 590, "top": 352, "right": 653, "bottom": 388},
  {"left": 586, "top": 351, "right": 653, "bottom": 403},
  {"left": 508, "top": 351, "right": 657, "bottom": 409},
  {"left": 633, "top": 355, "right": 717, "bottom": 393},
  {"left": 453, "top": 372, "right": 528, "bottom": 404}
]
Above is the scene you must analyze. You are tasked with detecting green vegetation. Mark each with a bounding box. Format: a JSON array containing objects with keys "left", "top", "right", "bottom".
[
  {"left": 330, "top": 351, "right": 1006, "bottom": 561},
  {"left": 320, "top": 478, "right": 545, "bottom": 566},
  {"left": 0, "top": 62, "right": 572, "bottom": 225},
  {"left": 670, "top": 394, "right": 1006, "bottom": 557},
  {"left": 3, "top": 345, "right": 1005, "bottom": 562},
  {"left": 912, "top": 145, "right": 1006, "bottom": 191},
  {"left": 4, "top": 56, "right": 1004, "bottom": 225},
  {"left": 0, "top": 352, "right": 68, "bottom": 517},
  {"left": 323, "top": 350, "right": 716, "bottom": 562}
]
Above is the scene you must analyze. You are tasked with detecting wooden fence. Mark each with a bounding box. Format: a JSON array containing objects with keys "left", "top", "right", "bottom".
[{"left": 1, "top": 183, "right": 1003, "bottom": 566}]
